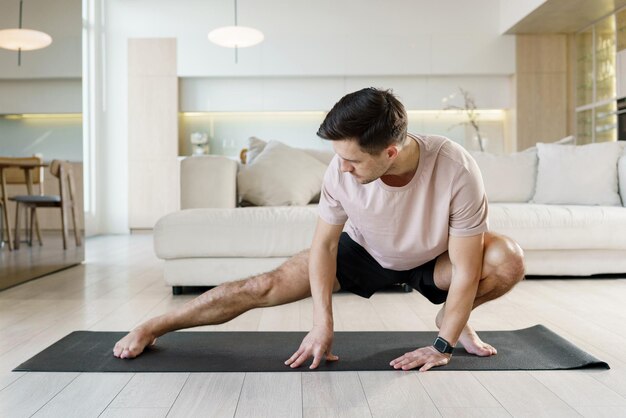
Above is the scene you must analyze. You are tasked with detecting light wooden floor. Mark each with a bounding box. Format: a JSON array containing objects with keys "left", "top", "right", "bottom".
[
  {"left": 1, "top": 234, "right": 625, "bottom": 418},
  {"left": 0, "top": 231, "right": 84, "bottom": 291}
]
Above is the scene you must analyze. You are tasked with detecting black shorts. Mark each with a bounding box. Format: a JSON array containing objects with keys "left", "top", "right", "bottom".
[{"left": 336, "top": 232, "right": 448, "bottom": 304}]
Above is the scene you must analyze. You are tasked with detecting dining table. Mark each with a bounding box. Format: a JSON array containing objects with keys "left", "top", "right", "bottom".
[{"left": 0, "top": 161, "right": 48, "bottom": 251}]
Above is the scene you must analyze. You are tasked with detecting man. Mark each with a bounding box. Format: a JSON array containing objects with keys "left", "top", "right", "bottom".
[{"left": 113, "top": 87, "right": 525, "bottom": 372}]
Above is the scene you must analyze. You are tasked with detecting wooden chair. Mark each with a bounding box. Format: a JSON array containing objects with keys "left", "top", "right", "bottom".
[
  {"left": 10, "top": 160, "right": 81, "bottom": 250},
  {"left": 0, "top": 156, "right": 45, "bottom": 249}
]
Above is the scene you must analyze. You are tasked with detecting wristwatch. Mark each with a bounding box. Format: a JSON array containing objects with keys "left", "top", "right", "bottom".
[{"left": 433, "top": 336, "right": 454, "bottom": 354}]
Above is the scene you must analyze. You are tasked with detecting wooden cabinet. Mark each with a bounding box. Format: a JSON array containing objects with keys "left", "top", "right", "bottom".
[
  {"left": 128, "top": 38, "right": 180, "bottom": 230},
  {"left": 516, "top": 35, "right": 569, "bottom": 150}
]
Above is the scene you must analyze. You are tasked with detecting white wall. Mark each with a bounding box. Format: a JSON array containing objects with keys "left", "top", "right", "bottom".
[
  {"left": 499, "top": 0, "right": 546, "bottom": 34},
  {"left": 99, "top": 0, "right": 516, "bottom": 234},
  {"left": 109, "top": 0, "right": 515, "bottom": 77},
  {"left": 180, "top": 75, "right": 513, "bottom": 112},
  {"left": 0, "top": 79, "right": 82, "bottom": 113}
]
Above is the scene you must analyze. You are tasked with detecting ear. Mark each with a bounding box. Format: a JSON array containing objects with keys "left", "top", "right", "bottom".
[{"left": 386, "top": 145, "right": 399, "bottom": 160}]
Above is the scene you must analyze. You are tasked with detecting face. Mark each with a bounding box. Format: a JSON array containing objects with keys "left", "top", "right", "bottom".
[{"left": 332, "top": 139, "right": 395, "bottom": 184}]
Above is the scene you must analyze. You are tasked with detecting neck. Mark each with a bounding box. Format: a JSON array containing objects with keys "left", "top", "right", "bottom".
[{"left": 381, "top": 136, "right": 420, "bottom": 186}]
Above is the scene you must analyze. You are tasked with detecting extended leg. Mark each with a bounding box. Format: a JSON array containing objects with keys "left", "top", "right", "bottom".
[
  {"left": 433, "top": 232, "right": 525, "bottom": 356},
  {"left": 113, "top": 250, "right": 341, "bottom": 359}
]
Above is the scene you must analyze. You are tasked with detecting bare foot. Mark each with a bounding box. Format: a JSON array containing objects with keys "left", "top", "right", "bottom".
[
  {"left": 455, "top": 324, "right": 497, "bottom": 356},
  {"left": 113, "top": 327, "right": 157, "bottom": 359},
  {"left": 435, "top": 306, "right": 497, "bottom": 357}
]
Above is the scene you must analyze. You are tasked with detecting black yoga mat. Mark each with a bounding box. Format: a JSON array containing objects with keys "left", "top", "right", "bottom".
[{"left": 14, "top": 325, "right": 608, "bottom": 373}]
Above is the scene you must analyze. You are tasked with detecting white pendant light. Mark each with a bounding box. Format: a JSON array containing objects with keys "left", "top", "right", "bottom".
[
  {"left": 208, "top": 26, "right": 264, "bottom": 48},
  {"left": 0, "top": 1, "right": 53, "bottom": 65},
  {"left": 208, "top": 0, "right": 263, "bottom": 63},
  {"left": 0, "top": 28, "right": 52, "bottom": 51}
]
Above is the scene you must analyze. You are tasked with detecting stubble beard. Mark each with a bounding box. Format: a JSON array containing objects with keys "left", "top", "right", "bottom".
[{"left": 354, "top": 164, "right": 389, "bottom": 185}]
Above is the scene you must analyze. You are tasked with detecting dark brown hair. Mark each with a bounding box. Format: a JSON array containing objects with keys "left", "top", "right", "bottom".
[{"left": 317, "top": 87, "right": 408, "bottom": 154}]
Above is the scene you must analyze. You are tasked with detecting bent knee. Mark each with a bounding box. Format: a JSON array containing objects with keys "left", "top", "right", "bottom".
[
  {"left": 484, "top": 235, "right": 525, "bottom": 282},
  {"left": 239, "top": 274, "right": 275, "bottom": 306}
]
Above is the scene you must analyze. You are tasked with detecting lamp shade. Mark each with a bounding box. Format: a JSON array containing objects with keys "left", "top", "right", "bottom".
[
  {"left": 0, "top": 28, "right": 52, "bottom": 51},
  {"left": 208, "top": 26, "right": 264, "bottom": 48}
]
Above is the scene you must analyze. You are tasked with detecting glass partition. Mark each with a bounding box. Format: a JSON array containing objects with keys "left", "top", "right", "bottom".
[
  {"left": 595, "top": 16, "right": 616, "bottom": 103},
  {"left": 576, "top": 28, "right": 594, "bottom": 107}
]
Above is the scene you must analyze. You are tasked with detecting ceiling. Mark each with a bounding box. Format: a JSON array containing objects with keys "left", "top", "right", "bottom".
[{"left": 506, "top": 0, "right": 626, "bottom": 33}]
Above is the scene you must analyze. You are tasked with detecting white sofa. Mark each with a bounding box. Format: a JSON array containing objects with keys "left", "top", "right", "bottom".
[{"left": 154, "top": 139, "right": 626, "bottom": 294}]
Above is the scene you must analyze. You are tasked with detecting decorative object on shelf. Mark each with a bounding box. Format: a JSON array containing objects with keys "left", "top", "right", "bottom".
[
  {"left": 0, "top": 0, "right": 53, "bottom": 66},
  {"left": 190, "top": 132, "right": 210, "bottom": 155},
  {"left": 221, "top": 138, "right": 237, "bottom": 156},
  {"left": 208, "top": 0, "right": 264, "bottom": 63},
  {"left": 442, "top": 88, "right": 486, "bottom": 152}
]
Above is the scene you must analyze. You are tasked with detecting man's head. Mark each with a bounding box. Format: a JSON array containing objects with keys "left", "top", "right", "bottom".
[{"left": 317, "top": 87, "right": 409, "bottom": 184}]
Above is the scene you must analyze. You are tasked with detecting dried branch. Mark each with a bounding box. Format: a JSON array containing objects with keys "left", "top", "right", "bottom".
[{"left": 443, "top": 87, "right": 485, "bottom": 151}]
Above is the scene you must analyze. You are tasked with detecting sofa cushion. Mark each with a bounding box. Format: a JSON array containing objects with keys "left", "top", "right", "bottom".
[
  {"left": 469, "top": 136, "right": 575, "bottom": 203},
  {"left": 470, "top": 149, "right": 537, "bottom": 202},
  {"left": 532, "top": 141, "right": 623, "bottom": 206},
  {"left": 245, "top": 136, "right": 335, "bottom": 166},
  {"left": 154, "top": 206, "right": 319, "bottom": 259},
  {"left": 489, "top": 203, "right": 626, "bottom": 250},
  {"left": 238, "top": 141, "right": 327, "bottom": 206},
  {"left": 246, "top": 136, "right": 268, "bottom": 165}
]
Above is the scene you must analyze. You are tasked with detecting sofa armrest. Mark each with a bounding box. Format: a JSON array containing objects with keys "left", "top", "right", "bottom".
[
  {"left": 617, "top": 154, "right": 626, "bottom": 207},
  {"left": 181, "top": 156, "right": 238, "bottom": 209}
]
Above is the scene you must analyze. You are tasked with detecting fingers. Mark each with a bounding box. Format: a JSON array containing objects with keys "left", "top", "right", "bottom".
[
  {"left": 284, "top": 348, "right": 304, "bottom": 366},
  {"left": 419, "top": 357, "right": 449, "bottom": 372},
  {"left": 389, "top": 349, "right": 450, "bottom": 371},
  {"left": 309, "top": 350, "right": 324, "bottom": 369},
  {"left": 389, "top": 352, "right": 413, "bottom": 369},
  {"left": 285, "top": 348, "right": 338, "bottom": 369},
  {"left": 285, "top": 347, "right": 308, "bottom": 368},
  {"left": 326, "top": 352, "right": 339, "bottom": 361}
]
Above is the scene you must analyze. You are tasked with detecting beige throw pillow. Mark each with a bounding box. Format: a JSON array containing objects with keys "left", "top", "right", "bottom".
[
  {"left": 238, "top": 141, "right": 327, "bottom": 206},
  {"left": 532, "top": 141, "right": 623, "bottom": 206},
  {"left": 246, "top": 136, "right": 267, "bottom": 165},
  {"left": 245, "top": 136, "right": 334, "bottom": 166},
  {"left": 470, "top": 149, "right": 537, "bottom": 202}
]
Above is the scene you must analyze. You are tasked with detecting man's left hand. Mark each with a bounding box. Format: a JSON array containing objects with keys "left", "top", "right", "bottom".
[{"left": 389, "top": 346, "right": 451, "bottom": 371}]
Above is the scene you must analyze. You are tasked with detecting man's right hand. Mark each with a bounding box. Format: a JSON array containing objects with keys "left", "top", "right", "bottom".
[{"left": 284, "top": 325, "right": 339, "bottom": 369}]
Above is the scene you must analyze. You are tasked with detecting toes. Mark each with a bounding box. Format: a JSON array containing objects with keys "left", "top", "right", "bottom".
[{"left": 113, "top": 343, "right": 123, "bottom": 357}]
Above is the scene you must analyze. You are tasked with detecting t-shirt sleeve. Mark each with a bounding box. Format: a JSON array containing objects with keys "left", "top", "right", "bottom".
[
  {"left": 448, "top": 156, "right": 489, "bottom": 237},
  {"left": 317, "top": 157, "right": 348, "bottom": 225}
]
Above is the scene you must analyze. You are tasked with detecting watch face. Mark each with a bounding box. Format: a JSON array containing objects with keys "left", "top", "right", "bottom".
[{"left": 434, "top": 337, "right": 452, "bottom": 353}]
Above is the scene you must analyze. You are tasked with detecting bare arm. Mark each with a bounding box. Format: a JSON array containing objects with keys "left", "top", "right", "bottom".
[
  {"left": 285, "top": 217, "right": 344, "bottom": 369},
  {"left": 390, "top": 233, "right": 484, "bottom": 371},
  {"left": 437, "top": 233, "right": 484, "bottom": 346},
  {"left": 309, "top": 217, "right": 344, "bottom": 327}
]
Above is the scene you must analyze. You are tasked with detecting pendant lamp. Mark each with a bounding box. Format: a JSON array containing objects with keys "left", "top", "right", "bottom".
[
  {"left": 208, "top": 0, "right": 263, "bottom": 63},
  {"left": 0, "top": 0, "right": 53, "bottom": 65}
]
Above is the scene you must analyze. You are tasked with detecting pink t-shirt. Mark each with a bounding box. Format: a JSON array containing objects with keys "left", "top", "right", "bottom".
[{"left": 318, "top": 133, "right": 489, "bottom": 270}]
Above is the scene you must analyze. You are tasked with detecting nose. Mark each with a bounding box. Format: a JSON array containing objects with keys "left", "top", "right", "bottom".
[{"left": 340, "top": 159, "right": 353, "bottom": 173}]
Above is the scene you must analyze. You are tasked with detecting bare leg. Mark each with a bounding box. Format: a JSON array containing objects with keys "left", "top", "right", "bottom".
[
  {"left": 113, "top": 250, "right": 341, "bottom": 359},
  {"left": 433, "top": 233, "right": 525, "bottom": 356}
]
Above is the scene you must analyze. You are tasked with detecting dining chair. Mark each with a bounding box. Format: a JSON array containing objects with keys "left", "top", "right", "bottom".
[
  {"left": 0, "top": 155, "right": 45, "bottom": 249},
  {"left": 10, "top": 160, "right": 81, "bottom": 250}
]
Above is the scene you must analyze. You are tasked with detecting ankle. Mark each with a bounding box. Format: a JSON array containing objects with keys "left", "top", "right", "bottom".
[{"left": 134, "top": 321, "right": 160, "bottom": 340}]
